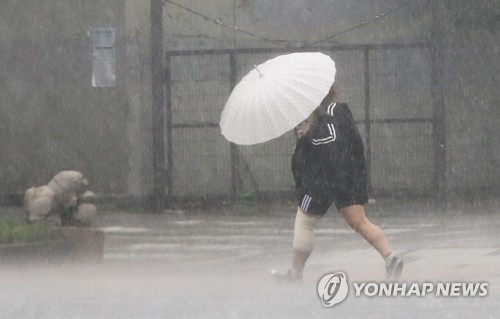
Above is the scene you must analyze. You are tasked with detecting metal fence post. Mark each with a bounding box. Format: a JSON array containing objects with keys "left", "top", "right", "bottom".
[
  {"left": 431, "top": 1, "right": 447, "bottom": 207},
  {"left": 229, "top": 52, "right": 242, "bottom": 196},
  {"left": 364, "top": 46, "right": 373, "bottom": 194},
  {"left": 164, "top": 54, "right": 173, "bottom": 199},
  {"left": 151, "top": 0, "right": 166, "bottom": 212}
]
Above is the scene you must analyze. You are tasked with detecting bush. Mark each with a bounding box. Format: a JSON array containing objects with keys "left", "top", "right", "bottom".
[{"left": 0, "top": 220, "right": 63, "bottom": 244}]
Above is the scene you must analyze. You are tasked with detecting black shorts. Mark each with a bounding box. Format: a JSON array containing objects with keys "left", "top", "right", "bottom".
[
  {"left": 296, "top": 167, "right": 368, "bottom": 216},
  {"left": 297, "top": 187, "right": 368, "bottom": 216}
]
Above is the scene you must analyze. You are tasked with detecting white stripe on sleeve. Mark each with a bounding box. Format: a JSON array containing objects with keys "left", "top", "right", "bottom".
[
  {"left": 328, "top": 103, "right": 337, "bottom": 116},
  {"left": 312, "top": 123, "right": 336, "bottom": 145}
]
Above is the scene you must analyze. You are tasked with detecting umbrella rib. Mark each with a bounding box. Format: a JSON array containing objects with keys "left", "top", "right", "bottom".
[
  {"left": 273, "top": 78, "right": 327, "bottom": 109},
  {"left": 260, "top": 79, "right": 290, "bottom": 139},
  {"left": 275, "top": 72, "right": 334, "bottom": 92},
  {"left": 278, "top": 79, "right": 327, "bottom": 100},
  {"left": 267, "top": 80, "right": 310, "bottom": 129}
]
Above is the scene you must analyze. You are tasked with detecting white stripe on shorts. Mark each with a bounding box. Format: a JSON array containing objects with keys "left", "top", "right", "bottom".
[{"left": 301, "top": 194, "right": 312, "bottom": 213}]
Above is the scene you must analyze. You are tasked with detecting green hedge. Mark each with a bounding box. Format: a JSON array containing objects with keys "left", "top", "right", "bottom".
[{"left": 0, "top": 220, "right": 63, "bottom": 244}]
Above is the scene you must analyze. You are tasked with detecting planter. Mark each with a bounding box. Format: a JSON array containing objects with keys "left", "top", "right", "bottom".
[
  {"left": 59, "top": 227, "right": 105, "bottom": 262},
  {"left": 0, "top": 240, "right": 72, "bottom": 264},
  {"left": 0, "top": 227, "right": 105, "bottom": 264}
]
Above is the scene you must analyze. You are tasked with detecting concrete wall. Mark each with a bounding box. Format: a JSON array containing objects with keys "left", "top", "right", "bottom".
[
  {"left": 434, "top": 0, "right": 500, "bottom": 193},
  {"left": 0, "top": 1, "right": 129, "bottom": 196},
  {"left": 124, "top": 0, "right": 154, "bottom": 197}
]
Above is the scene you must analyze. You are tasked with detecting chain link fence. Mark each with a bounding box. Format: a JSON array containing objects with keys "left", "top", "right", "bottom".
[{"left": 165, "top": 44, "right": 436, "bottom": 200}]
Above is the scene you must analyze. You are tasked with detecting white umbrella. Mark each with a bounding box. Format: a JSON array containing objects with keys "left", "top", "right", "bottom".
[{"left": 220, "top": 52, "right": 336, "bottom": 145}]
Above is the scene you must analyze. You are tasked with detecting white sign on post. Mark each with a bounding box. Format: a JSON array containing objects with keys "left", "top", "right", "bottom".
[{"left": 88, "top": 27, "right": 116, "bottom": 88}]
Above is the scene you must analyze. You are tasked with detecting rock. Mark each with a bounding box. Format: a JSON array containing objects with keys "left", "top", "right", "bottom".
[
  {"left": 72, "top": 203, "right": 97, "bottom": 226},
  {"left": 78, "top": 191, "right": 96, "bottom": 203},
  {"left": 47, "top": 171, "right": 88, "bottom": 210},
  {"left": 24, "top": 185, "right": 55, "bottom": 222}
]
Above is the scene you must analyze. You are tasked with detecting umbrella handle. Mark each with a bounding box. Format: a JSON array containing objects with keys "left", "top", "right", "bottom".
[{"left": 253, "top": 65, "right": 263, "bottom": 77}]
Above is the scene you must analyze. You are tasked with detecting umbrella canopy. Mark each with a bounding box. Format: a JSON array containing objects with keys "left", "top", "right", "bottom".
[{"left": 220, "top": 52, "right": 336, "bottom": 145}]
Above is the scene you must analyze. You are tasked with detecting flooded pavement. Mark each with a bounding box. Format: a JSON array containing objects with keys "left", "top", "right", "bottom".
[{"left": 1, "top": 199, "right": 499, "bottom": 318}]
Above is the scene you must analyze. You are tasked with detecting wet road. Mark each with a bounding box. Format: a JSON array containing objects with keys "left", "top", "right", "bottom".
[{"left": 1, "top": 199, "right": 499, "bottom": 318}]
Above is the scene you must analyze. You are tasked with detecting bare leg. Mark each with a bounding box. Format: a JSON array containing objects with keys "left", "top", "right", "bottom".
[
  {"left": 340, "top": 204, "right": 392, "bottom": 258},
  {"left": 291, "top": 208, "right": 319, "bottom": 270},
  {"left": 271, "top": 208, "right": 317, "bottom": 281},
  {"left": 291, "top": 250, "right": 311, "bottom": 272}
]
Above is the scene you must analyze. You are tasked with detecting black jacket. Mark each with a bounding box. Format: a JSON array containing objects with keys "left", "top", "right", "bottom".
[{"left": 291, "top": 102, "right": 367, "bottom": 195}]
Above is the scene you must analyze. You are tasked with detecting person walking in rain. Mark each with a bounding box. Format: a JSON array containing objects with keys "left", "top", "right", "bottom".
[{"left": 272, "top": 83, "right": 404, "bottom": 281}]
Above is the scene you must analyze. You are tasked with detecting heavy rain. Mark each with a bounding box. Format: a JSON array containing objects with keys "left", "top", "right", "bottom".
[{"left": 1, "top": 0, "right": 499, "bottom": 318}]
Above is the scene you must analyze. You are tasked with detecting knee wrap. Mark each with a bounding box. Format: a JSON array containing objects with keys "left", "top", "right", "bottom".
[{"left": 293, "top": 208, "right": 319, "bottom": 253}]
